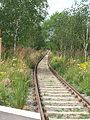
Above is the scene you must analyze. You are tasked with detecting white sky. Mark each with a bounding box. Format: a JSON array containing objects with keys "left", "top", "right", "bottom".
[{"left": 47, "top": 0, "right": 82, "bottom": 16}]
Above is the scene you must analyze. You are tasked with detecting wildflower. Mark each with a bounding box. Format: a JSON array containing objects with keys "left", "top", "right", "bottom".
[
  {"left": 19, "top": 69, "right": 24, "bottom": 72},
  {"left": 0, "top": 72, "right": 6, "bottom": 75},
  {"left": 12, "top": 57, "right": 17, "bottom": 61},
  {"left": 0, "top": 61, "right": 4, "bottom": 64},
  {"left": 2, "top": 78, "right": 11, "bottom": 86},
  {"left": 77, "top": 64, "right": 80, "bottom": 66},
  {"left": 12, "top": 63, "right": 16, "bottom": 67},
  {"left": 79, "top": 62, "right": 88, "bottom": 71}
]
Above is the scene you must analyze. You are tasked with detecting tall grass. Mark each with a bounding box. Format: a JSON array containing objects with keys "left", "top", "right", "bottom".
[
  {"left": 0, "top": 57, "right": 30, "bottom": 108},
  {"left": 0, "top": 48, "right": 45, "bottom": 108},
  {"left": 50, "top": 53, "right": 90, "bottom": 96}
]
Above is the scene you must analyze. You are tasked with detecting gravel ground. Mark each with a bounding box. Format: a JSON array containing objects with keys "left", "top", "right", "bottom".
[
  {"left": 37, "top": 55, "right": 90, "bottom": 119},
  {"left": 23, "top": 71, "right": 35, "bottom": 111},
  {"left": 81, "top": 94, "right": 90, "bottom": 103}
]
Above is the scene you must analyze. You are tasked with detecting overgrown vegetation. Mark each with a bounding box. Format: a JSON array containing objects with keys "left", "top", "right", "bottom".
[
  {"left": 0, "top": 0, "right": 48, "bottom": 50},
  {"left": 0, "top": 48, "right": 45, "bottom": 109},
  {"left": 0, "top": 0, "right": 90, "bottom": 109},
  {"left": 44, "top": 0, "right": 90, "bottom": 96},
  {"left": 0, "top": 0, "right": 47, "bottom": 108},
  {"left": 0, "top": 56, "right": 29, "bottom": 108},
  {"left": 43, "top": 0, "right": 90, "bottom": 61},
  {"left": 50, "top": 53, "right": 90, "bottom": 96}
]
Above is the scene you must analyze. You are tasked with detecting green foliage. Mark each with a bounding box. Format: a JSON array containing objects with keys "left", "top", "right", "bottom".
[
  {"left": 0, "top": 83, "right": 7, "bottom": 104},
  {"left": 64, "top": 66, "right": 81, "bottom": 86},
  {"left": 43, "top": 0, "right": 90, "bottom": 60},
  {"left": 15, "top": 48, "right": 46, "bottom": 69},
  {"left": 0, "top": 56, "right": 30, "bottom": 108},
  {"left": 50, "top": 55, "right": 67, "bottom": 75},
  {"left": 10, "top": 71, "right": 29, "bottom": 109},
  {"left": 50, "top": 54, "right": 90, "bottom": 96},
  {"left": 0, "top": 0, "right": 48, "bottom": 50},
  {"left": 0, "top": 48, "right": 45, "bottom": 108},
  {"left": 64, "top": 63, "right": 90, "bottom": 95}
]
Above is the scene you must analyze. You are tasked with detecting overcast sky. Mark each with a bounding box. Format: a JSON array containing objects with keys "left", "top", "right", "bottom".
[{"left": 47, "top": 0, "right": 82, "bottom": 16}]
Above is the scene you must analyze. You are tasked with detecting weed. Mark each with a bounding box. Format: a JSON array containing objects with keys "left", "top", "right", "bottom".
[{"left": 50, "top": 54, "right": 90, "bottom": 96}]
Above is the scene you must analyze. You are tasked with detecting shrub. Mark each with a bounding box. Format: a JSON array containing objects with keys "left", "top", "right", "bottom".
[
  {"left": 50, "top": 55, "right": 67, "bottom": 75},
  {"left": 64, "top": 62, "right": 90, "bottom": 95},
  {"left": 15, "top": 48, "right": 45, "bottom": 69},
  {"left": 0, "top": 57, "right": 30, "bottom": 108},
  {"left": 50, "top": 53, "right": 90, "bottom": 96},
  {"left": 0, "top": 48, "right": 46, "bottom": 108},
  {"left": 10, "top": 71, "right": 29, "bottom": 108}
]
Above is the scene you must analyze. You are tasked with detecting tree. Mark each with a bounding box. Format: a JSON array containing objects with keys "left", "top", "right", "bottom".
[
  {"left": 42, "top": 0, "right": 90, "bottom": 61},
  {"left": 0, "top": 0, "right": 48, "bottom": 50}
]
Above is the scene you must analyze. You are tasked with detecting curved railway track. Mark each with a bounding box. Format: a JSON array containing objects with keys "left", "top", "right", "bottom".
[{"left": 33, "top": 54, "right": 90, "bottom": 120}]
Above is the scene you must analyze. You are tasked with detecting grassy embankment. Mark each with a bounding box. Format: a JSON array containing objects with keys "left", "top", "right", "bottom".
[
  {"left": 50, "top": 53, "right": 90, "bottom": 96},
  {"left": 0, "top": 48, "right": 45, "bottom": 109}
]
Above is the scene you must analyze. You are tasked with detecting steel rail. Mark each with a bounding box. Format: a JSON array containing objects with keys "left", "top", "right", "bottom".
[
  {"left": 33, "top": 53, "right": 90, "bottom": 120},
  {"left": 48, "top": 63, "right": 90, "bottom": 112},
  {"left": 33, "top": 54, "right": 48, "bottom": 120},
  {"left": 33, "top": 64, "right": 45, "bottom": 120}
]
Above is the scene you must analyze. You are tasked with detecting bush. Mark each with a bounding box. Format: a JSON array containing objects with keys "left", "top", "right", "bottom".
[
  {"left": 0, "top": 56, "right": 30, "bottom": 108},
  {"left": 0, "top": 48, "right": 46, "bottom": 108},
  {"left": 10, "top": 71, "right": 29, "bottom": 108},
  {"left": 50, "top": 53, "right": 90, "bottom": 96},
  {"left": 64, "top": 65, "right": 90, "bottom": 95},
  {"left": 15, "top": 48, "right": 45, "bottom": 69},
  {"left": 50, "top": 55, "right": 67, "bottom": 75}
]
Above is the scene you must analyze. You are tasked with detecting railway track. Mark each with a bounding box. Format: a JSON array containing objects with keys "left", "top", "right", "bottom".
[{"left": 33, "top": 54, "right": 90, "bottom": 120}]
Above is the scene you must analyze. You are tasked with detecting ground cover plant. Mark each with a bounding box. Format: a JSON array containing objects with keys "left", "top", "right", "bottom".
[
  {"left": 0, "top": 48, "right": 45, "bottom": 109},
  {"left": 50, "top": 53, "right": 90, "bottom": 96},
  {"left": 0, "top": 55, "right": 30, "bottom": 109}
]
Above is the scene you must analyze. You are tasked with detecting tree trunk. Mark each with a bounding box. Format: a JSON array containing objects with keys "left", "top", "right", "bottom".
[
  {"left": 60, "top": 40, "right": 63, "bottom": 57},
  {"left": 14, "top": 20, "right": 19, "bottom": 53},
  {"left": 0, "top": 29, "right": 2, "bottom": 62},
  {"left": 84, "top": 43, "right": 88, "bottom": 62},
  {"left": 70, "top": 44, "right": 73, "bottom": 59},
  {"left": 0, "top": 38, "right": 2, "bottom": 62},
  {"left": 64, "top": 46, "right": 66, "bottom": 59},
  {"left": 83, "top": 24, "right": 89, "bottom": 62}
]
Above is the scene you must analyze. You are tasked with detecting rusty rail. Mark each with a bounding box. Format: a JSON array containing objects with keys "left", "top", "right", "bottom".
[
  {"left": 33, "top": 65, "right": 45, "bottom": 120},
  {"left": 48, "top": 63, "right": 90, "bottom": 112},
  {"left": 33, "top": 54, "right": 48, "bottom": 120},
  {"left": 33, "top": 53, "right": 90, "bottom": 120}
]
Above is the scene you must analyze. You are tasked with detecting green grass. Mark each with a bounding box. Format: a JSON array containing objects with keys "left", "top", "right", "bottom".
[
  {"left": 50, "top": 53, "right": 90, "bottom": 96},
  {"left": 0, "top": 57, "right": 30, "bottom": 109},
  {"left": 0, "top": 49, "right": 45, "bottom": 109}
]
